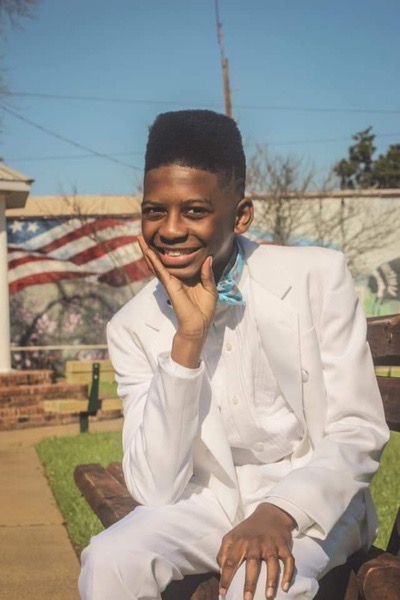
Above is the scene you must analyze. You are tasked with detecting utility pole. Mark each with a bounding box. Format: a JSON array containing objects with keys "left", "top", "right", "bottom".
[{"left": 214, "top": 0, "right": 232, "bottom": 117}]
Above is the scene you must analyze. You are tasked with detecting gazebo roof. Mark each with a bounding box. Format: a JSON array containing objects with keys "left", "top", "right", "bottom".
[{"left": 0, "top": 162, "right": 33, "bottom": 209}]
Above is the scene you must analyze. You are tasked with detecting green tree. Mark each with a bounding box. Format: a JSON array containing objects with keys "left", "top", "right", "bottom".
[
  {"left": 334, "top": 127, "right": 400, "bottom": 190},
  {"left": 372, "top": 144, "right": 400, "bottom": 189},
  {"left": 334, "top": 127, "right": 376, "bottom": 189}
]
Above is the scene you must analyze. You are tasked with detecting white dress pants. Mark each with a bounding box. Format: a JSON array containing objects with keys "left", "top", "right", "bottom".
[{"left": 78, "top": 486, "right": 366, "bottom": 600}]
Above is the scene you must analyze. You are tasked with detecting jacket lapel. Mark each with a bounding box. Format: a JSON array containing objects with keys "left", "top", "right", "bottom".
[
  {"left": 241, "top": 237, "right": 305, "bottom": 426},
  {"left": 196, "top": 382, "right": 238, "bottom": 484}
]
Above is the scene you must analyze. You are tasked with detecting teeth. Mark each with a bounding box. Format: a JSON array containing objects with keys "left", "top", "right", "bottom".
[{"left": 162, "top": 249, "right": 197, "bottom": 256}]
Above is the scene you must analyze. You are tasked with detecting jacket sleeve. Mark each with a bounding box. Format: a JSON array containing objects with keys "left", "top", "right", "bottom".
[
  {"left": 264, "top": 251, "right": 390, "bottom": 539},
  {"left": 107, "top": 319, "right": 205, "bottom": 506}
]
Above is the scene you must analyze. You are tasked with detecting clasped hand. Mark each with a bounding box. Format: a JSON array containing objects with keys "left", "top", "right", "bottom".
[
  {"left": 217, "top": 503, "right": 296, "bottom": 600},
  {"left": 138, "top": 235, "right": 218, "bottom": 341}
]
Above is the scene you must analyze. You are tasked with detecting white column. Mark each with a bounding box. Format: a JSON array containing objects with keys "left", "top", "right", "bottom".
[{"left": 0, "top": 198, "right": 11, "bottom": 373}]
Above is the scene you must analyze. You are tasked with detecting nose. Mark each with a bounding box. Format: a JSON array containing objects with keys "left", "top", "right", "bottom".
[{"left": 159, "top": 212, "right": 188, "bottom": 242}]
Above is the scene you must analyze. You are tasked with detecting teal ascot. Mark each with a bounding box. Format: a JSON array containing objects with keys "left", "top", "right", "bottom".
[{"left": 216, "top": 243, "right": 246, "bottom": 307}]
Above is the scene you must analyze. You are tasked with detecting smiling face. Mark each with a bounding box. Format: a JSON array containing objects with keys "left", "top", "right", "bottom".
[{"left": 141, "top": 164, "right": 253, "bottom": 284}]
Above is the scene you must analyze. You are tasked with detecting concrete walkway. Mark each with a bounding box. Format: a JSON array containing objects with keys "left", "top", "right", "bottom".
[{"left": 0, "top": 419, "right": 123, "bottom": 600}]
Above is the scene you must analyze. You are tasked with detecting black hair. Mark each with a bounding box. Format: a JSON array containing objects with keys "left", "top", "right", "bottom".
[{"left": 144, "top": 109, "right": 246, "bottom": 186}]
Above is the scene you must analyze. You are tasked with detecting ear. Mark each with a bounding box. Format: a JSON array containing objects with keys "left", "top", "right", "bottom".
[{"left": 234, "top": 197, "right": 254, "bottom": 234}]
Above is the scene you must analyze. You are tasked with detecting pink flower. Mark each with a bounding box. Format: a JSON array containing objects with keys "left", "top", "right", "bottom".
[{"left": 63, "top": 312, "right": 82, "bottom": 334}]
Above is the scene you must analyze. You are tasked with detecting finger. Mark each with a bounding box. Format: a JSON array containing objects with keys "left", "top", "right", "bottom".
[
  {"left": 216, "top": 538, "right": 230, "bottom": 569},
  {"left": 137, "top": 236, "right": 157, "bottom": 274},
  {"left": 281, "top": 550, "right": 295, "bottom": 593},
  {"left": 216, "top": 535, "right": 234, "bottom": 576},
  {"left": 137, "top": 236, "right": 156, "bottom": 276},
  {"left": 264, "top": 555, "right": 280, "bottom": 600},
  {"left": 137, "top": 234, "right": 149, "bottom": 256},
  {"left": 142, "top": 252, "right": 156, "bottom": 276},
  {"left": 200, "top": 256, "right": 217, "bottom": 295},
  {"left": 243, "top": 552, "right": 262, "bottom": 600},
  {"left": 137, "top": 236, "right": 172, "bottom": 287},
  {"left": 219, "top": 546, "right": 245, "bottom": 596}
]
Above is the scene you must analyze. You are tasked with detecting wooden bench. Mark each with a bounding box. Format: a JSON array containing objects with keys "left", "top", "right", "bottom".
[
  {"left": 74, "top": 314, "right": 400, "bottom": 599},
  {"left": 65, "top": 359, "right": 116, "bottom": 385},
  {"left": 66, "top": 360, "right": 120, "bottom": 432}
]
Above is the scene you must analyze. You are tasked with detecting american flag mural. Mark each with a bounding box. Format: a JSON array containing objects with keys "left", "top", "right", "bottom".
[
  {"left": 7, "top": 215, "right": 151, "bottom": 296},
  {"left": 7, "top": 215, "right": 154, "bottom": 367}
]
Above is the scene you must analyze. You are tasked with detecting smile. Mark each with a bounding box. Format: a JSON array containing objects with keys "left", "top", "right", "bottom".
[{"left": 154, "top": 247, "right": 202, "bottom": 267}]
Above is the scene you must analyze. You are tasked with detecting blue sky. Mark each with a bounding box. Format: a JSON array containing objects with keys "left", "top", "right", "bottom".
[{"left": 1, "top": 0, "right": 399, "bottom": 196}]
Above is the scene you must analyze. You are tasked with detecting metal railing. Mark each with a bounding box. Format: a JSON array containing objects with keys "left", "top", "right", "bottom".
[{"left": 9, "top": 344, "right": 109, "bottom": 375}]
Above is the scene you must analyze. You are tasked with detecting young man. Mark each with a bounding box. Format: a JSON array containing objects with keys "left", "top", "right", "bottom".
[{"left": 79, "top": 110, "right": 389, "bottom": 600}]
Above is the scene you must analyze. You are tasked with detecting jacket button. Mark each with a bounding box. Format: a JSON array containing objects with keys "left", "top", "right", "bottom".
[
  {"left": 254, "top": 441, "right": 264, "bottom": 452},
  {"left": 301, "top": 369, "right": 309, "bottom": 382},
  {"left": 232, "top": 396, "right": 239, "bottom": 405},
  {"left": 225, "top": 341, "right": 233, "bottom": 351}
]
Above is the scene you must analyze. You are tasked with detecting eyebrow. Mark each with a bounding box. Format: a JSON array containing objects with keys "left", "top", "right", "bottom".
[{"left": 141, "top": 198, "right": 214, "bottom": 206}]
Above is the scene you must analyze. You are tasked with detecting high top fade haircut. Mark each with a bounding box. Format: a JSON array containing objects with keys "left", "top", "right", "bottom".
[{"left": 144, "top": 109, "right": 246, "bottom": 188}]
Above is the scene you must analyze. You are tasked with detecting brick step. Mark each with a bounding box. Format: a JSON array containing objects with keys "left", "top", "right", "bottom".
[
  {"left": 0, "top": 370, "right": 53, "bottom": 386},
  {"left": 0, "top": 401, "right": 121, "bottom": 421},
  {"left": 0, "top": 383, "right": 88, "bottom": 406},
  {"left": 0, "top": 412, "right": 79, "bottom": 430},
  {"left": 0, "top": 405, "right": 46, "bottom": 419},
  {"left": 0, "top": 408, "right": 122, "bottom": 431}
]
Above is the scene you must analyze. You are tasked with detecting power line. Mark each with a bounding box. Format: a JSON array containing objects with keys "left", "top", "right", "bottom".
[
  {"left": 6, "top": 91, "right": 214, "bottom": 108},
  {"left": 5, "top": 132, "right": 400, "bottom": 164},
  {"left": 265, "top": 132, "right": 400, "bottom": 147},
  {"left": 5, "top": 151, "right": 143, "bottom": 162},
  {"left": 238, "top": 104, "right": 400, "bottom": 115},
  {"left": 0, "top": 103, "right": 141, "bottom": 171},
  {"left": 6, "top": 90, "right": 400, "bottom": 115}
]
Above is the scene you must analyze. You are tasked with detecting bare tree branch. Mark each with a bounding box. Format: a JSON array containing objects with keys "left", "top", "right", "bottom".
[{"left": 0, "top": 0, "right": 37, "bottom": 29}]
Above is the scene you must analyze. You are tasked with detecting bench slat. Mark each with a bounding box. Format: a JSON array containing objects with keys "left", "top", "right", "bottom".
[
  {"left": 74, "top": 464, "right": 139, "bottom": 528},
  {"left": 377, "top": 377, "right": 400, "bottom": 431},
  {"left": 367, "top": 314, "right": 400, "bottom": 366},
  {"left": 107, "top": 462, "right": 127, "bottom": 487},
  {"left": 357, "top": 552, "right": 400, "bottom": 599}
]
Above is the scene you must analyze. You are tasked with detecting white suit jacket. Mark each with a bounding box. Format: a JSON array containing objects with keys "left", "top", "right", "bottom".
[{"left": 107, "top": 236, "right": 389, "bottom": 543}]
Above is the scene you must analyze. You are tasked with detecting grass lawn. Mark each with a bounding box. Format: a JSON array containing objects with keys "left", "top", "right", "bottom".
[
  {"left": 99, "top": 380, "right": 118, "bottom": 397},
  {"left": 36, "top": 431, "right": 122, "bottom": 555},
  {"left": 36, "top": 431, "right": 400, "bottom": 556},
  {"left": 370, "top": 431, "right": 400, "bottom": 548}
]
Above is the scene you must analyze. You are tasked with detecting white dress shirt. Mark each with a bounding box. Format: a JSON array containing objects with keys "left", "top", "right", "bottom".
[{"left": 203, "top": 265, "right": 303, "bottom": 465}]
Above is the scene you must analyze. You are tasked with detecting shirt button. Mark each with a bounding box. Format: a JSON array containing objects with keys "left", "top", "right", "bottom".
[
  {"left": 232, "top": 396, "right": 239, "bottom": 405},
  {"left": 225, "top": 341, "right": 233, "bottom": 351},
  {"left": 254, "top": 442, "right": 264, "bottom": 452}
]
